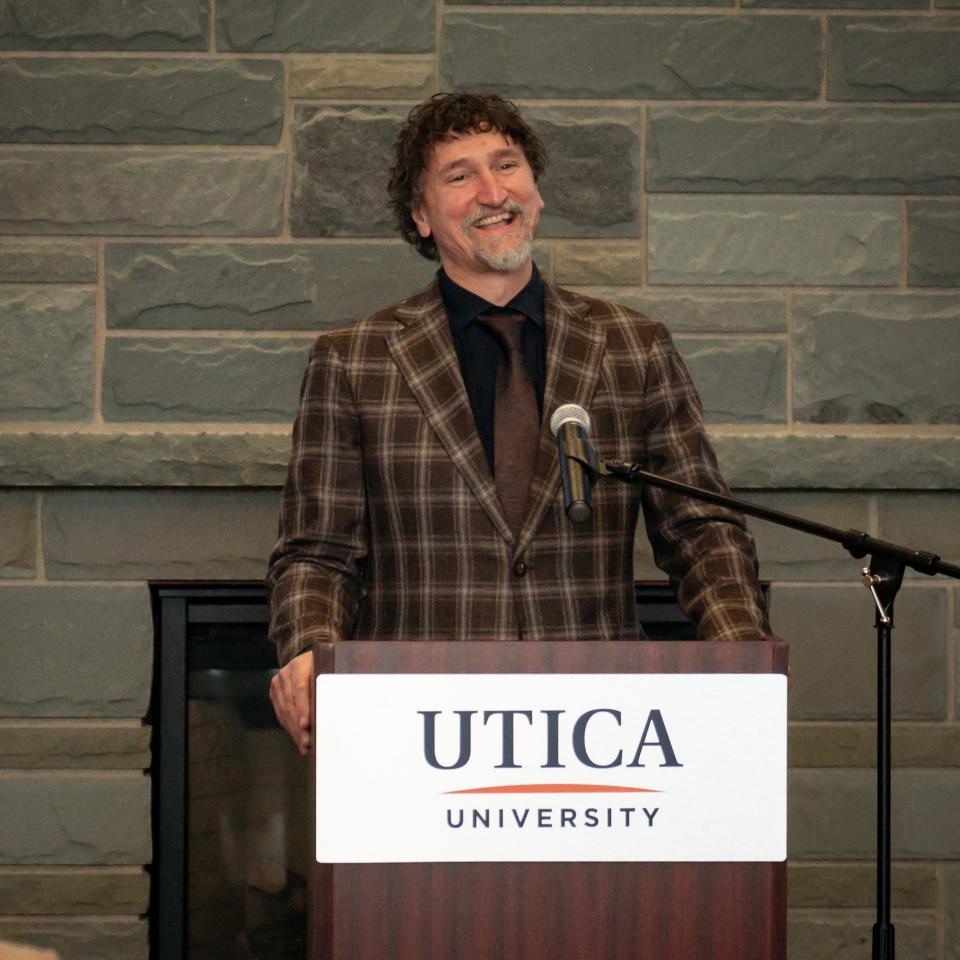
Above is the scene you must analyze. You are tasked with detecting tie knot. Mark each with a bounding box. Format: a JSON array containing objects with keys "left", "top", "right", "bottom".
[{"left": 481, "top": 312, "right": 525, "bottom": 354}]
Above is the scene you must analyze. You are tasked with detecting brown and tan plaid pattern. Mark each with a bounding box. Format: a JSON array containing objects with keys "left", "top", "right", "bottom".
[{"left": 267, "top": 279, "right": 771, "bottom": 665}]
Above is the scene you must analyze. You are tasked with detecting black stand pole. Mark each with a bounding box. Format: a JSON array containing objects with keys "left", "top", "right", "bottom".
[
  {"left": 578, "top": 456, "right": 960, "bottom": 960},
  {"left": 863, "top": 553, "right": 904, "bottom": 960}
]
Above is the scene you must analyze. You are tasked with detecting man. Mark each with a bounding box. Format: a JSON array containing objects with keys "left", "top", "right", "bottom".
[{"left": 268, "top": 93, "right": 770, "bottom": 754}]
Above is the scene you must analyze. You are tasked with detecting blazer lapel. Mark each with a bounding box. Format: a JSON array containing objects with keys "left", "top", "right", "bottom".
[
  {"left": 387, "top": 282, "right": 514, "bottom": 541},
  {"left": 515, "top": 283, "right": 606, "bottom": 554}
]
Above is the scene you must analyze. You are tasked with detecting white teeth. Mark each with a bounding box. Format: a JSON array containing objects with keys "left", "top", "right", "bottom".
[{"left": 475, "top": 212, "right": 513, "bottom": 227}]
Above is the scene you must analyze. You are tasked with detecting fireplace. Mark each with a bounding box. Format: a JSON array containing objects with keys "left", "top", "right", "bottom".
[
  {"left": 150, "top": 583, "right": 702, "bottom": 958},
  {"left": 151, "top": 585, "right": 309, "bottom": 960}
]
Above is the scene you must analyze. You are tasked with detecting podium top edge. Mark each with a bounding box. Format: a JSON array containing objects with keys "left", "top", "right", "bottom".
[{"left": 313, "top": 640, "right": 788, "bottom": 677}]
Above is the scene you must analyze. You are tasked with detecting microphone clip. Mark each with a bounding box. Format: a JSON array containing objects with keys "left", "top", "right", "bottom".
[{"left": 564, "top": 431, "right": 601, "bottom": 479}]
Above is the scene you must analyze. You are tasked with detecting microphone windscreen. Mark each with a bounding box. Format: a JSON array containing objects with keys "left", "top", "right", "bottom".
[{"left": 550, "top": 403, "right": 591, "bottom": 437}]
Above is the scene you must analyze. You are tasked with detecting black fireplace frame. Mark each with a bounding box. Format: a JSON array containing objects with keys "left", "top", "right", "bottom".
[{"left": 150, "top": 583, "right": 274, "bottom": 960}]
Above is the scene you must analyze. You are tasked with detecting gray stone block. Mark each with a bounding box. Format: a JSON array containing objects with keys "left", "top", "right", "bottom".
[
  {"left": 0, "top": 492, "right": 35, "bottom": 578},
  {"left": 790, "top": 722, "right": 960, "bottom": 767},
  {"left": 552, "top": 242, "right": 643, "bottom": 286},
  {"left": 675, "top": 337, "right": 786, "bottom": 423},
  {"left": 0, "top": 431, "right": 292, "bottom": 486},
  {"left": 0, "top": 0, "right": 208, "bottom": 50},
  {"left": 289, "top": 55, "right": 435, "bottom": 99},
  {"left": 790, "top": 768, "right": 960, "bottom": 858},
  {"left": 531, "top": 244, "right": 553, "bottom": 278},
  {"left": 716, "top": 435, "right": 960, "bottom": 490},
  {"left": 105, "top": 242, "right": 435, "bottom": 330},
  {"left": 0, "top": 867, "right": 149, "bottom": 914},
  {"left": 793, "top": 293, "right": 960, "bottom": 424},
  {"left": 0, "top": 723, "right": 150, "bottom": 769},
  {"left": 291, "top": 105, "right": 404, "bottom": 238},
  {"left": 0, "top": 586, "right": 152, "bottom": 718},
  {"left": 43, "top": 489, "right": 280, "bottom": 580},
  {"left": 648, "top": 106, "right": 960, "bottom": 193},
  {"left": 0, "top": 150, "right": 285, "bottom": 236},
  {"left": 790, "top": 723, "right": 874, "bottom": 767},
  {"left": 829, "top": 19, "right": 960, "bottom": 100},
  {"left": 528, "top": 107, "right": 642, "bottom": 238},
  {"left": 877, "top": 493, "right": 960, "bottom": 579},
  {"left": 788, "top": 862, "right": 937, "bottom": 908},
  {"left": 770, "top": 585, "right": 947, "bottom": 720},
  {"left": 569, "top": 290, "right": 787, "bottom": 333},
  {"left": 0, "top": 286, "right": 94, "bottom": 420},
  {"left": 786, "top": 910, "right": 936, "bottom": 960},
  {"left": 442, "top": 14, "right": 821, "bottom": 99},
  {"left": 217, "top": 0, "right": 433, "bottom": 52},
  {"left": 0, "top": 773, "right": 150, "bottom": 865},
  {"left": 0, "top": 919, "right": 147, "bottom": 958},
  {"left": 743, "top": 491, "right": 870, "bottom": 581},
  {"left": 746, "top": 0, "right": 925, "bottom": 9},
  {"left": 102, "top": 336, "right": 310, "bottom": 422},
  {"left": 0, "top": 57, "right": 283, "bottom": 144},
  {"left": 648, "top": 197, "right": 900, "bottom": 286},
  {"left": 908, "top": 201, "right": 960, "bottom": 285},
  {"left": 0, "top": 242, "right": 97, "bottom": 283}
]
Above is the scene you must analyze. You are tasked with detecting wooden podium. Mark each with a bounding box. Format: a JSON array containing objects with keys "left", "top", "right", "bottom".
[{"left": 311, "top": 640, "right": 787, "bottom": 960}]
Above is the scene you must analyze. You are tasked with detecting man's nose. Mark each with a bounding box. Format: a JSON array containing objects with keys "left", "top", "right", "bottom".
[{"left": 475, "top": 169, "right": 508, "bottom": 207}]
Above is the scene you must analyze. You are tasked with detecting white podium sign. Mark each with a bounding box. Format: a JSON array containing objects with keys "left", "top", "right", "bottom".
[{"left": 315, "top": 673, "right": 786, "bottom": 864}]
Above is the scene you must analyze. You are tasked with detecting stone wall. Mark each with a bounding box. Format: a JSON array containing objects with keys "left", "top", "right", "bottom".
[{"left": 0, "top": 0, "right": 958, "bottom": 957}]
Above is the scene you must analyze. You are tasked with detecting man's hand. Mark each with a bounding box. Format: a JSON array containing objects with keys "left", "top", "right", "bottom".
[{"left": 269, "top": 649, "right": 314, "bottom": 756}]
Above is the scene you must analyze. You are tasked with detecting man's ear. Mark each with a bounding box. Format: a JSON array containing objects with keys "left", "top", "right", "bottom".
[{"left": 410, "top": 203, "right": 432, "bottom": 240}]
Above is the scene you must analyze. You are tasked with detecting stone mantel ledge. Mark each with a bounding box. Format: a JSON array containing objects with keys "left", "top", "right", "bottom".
[{"left": 1, "top": 429, "right": 959, "bottom": 489}]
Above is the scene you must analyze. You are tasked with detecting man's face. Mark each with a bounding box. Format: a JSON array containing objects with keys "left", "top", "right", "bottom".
[{"left": 411, "top": 129, "right": 544, "bottom": 285}]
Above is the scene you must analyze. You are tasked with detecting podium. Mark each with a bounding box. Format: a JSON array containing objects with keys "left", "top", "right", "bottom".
[{"left": 311, "top": 640, "right": 787, "bottom": 960}]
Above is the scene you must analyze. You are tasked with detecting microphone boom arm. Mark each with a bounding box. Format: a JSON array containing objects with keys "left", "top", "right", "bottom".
[{"left": 584, "top": 455, "right": 959, "bottom": 580}]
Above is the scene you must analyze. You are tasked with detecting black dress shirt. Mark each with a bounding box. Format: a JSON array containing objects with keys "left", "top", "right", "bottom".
[{"left": 439, "top": 265, "right": 547, "bottom": 473}]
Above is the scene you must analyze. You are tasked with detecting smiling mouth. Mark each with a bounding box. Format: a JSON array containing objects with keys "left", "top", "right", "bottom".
[{"left": 472, "top": 211, "right": 518, "bottom": 229}]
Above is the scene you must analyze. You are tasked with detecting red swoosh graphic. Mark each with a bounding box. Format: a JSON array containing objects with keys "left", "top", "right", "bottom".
[{"left": 444, "top": 783, "right": 663, "bottom": 795}]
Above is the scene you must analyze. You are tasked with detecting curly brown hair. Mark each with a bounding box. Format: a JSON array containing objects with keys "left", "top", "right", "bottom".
[{"left": 388, "top": 93, "right": 548, "bottom": 262}]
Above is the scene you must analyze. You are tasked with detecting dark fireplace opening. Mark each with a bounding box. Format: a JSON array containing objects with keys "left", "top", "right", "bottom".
[
  {"left": 149, "top": 583, "right": 705, "bottom": 959},
  {"left": 151, "top": 585, "right": 309, "bottom": 960}
]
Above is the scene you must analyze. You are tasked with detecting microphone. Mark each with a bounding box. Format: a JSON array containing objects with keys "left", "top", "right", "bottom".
[{"left": 550, "top": 404, "right": 596, "bottom": 522}]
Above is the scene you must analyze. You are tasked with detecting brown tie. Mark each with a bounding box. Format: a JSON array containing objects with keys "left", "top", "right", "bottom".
[{"left": 481, "top": 312, "right": 540, "bottom": 535}]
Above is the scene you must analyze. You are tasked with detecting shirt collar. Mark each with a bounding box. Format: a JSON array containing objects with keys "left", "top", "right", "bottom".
[{"left": 438, "top": 263, "right": 546, "bottom": 334}]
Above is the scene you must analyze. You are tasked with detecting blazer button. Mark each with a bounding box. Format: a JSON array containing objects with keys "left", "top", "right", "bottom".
[{"left": 513, "top": 559, "right": 527, "bottom": 577}]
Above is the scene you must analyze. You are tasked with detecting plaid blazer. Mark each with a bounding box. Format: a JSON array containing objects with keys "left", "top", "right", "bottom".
[{"left": 267, "top": 279, "right": 770, "bottom": 665}]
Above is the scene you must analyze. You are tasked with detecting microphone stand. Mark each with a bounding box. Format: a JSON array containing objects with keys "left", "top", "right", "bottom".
[{"left": 576, "top": 453, "right": 960, "bottom": 960}]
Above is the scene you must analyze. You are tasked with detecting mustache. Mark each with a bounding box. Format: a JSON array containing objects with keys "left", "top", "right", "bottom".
[{"left": 464, "top": 199, "right": 526, "bottom": 229}]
